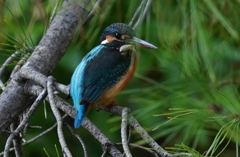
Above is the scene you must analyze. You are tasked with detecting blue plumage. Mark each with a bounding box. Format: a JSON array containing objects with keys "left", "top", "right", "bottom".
[
  {"left": 70, "top": 23, "right": 157, "bottom": 128},
  {"left": 70, "top": 44, "right": 131, "bottom": 128}
]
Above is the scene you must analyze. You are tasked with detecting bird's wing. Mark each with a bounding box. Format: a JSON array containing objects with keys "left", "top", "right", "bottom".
[
  {"left": 70, "top": 45, "right": 131, "bottom": 128},
  {"left": 81, "top": 45, "right": 131, "bottom": 103}
]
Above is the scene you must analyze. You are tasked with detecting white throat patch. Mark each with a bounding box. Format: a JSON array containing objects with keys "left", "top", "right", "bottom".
[
  {"left": 119, "top": 44, "right": 135, "bottom": 52},
  {"left": 101, "top": 39, "right": 109, "bottom": 45}
]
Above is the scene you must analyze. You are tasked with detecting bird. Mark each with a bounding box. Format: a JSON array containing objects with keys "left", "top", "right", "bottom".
[{"left": 70, "top": 23, "right": 157, "bottom": 128}]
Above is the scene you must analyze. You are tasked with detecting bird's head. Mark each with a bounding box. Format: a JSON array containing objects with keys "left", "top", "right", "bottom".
[{"left": 100, "top": 23, "right": 157, "bottom": 51}]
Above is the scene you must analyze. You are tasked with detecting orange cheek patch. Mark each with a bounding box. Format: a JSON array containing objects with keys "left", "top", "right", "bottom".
[
  {"left": 106, "top": 35, "right": 117, "bottom": 42},
  {"left": 106, "top": 35, "right": 122, "bottom": 42}
]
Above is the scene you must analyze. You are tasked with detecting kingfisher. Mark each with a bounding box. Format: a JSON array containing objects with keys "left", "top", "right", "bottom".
[{"left": 70, "top": 23, "right": 157, "bottom": 128}]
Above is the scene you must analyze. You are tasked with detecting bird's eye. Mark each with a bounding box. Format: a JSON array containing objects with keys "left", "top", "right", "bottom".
[{"left": 115, "top": 33, "right": 122, "bottom": 40}]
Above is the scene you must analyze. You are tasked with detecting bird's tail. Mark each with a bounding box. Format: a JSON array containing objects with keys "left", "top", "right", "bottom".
[{"left": 74, "top": 104, "right": 89, "bottom": 128}]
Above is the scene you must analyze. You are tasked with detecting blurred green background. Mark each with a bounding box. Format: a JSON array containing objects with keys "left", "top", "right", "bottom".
[{"left": 1, "top": 0, "right": 240, "bottom": 156}]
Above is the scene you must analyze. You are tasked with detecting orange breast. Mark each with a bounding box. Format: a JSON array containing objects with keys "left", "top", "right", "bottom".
[{"left": 92, "top": 50, "right": 138, "bottom": 108}]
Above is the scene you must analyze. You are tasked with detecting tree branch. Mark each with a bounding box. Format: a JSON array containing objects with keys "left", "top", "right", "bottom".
[
  {"left": 9, "top": 52, "right": 29, "bottom": 81},
  {"left": 24, "top": 81, "right": 193, "bottom": 157},
  {"left": 10, "top": 120, "right": 23, "bottom": 157},
  {"left": 24, "top": 83, "right": 123, "bottom": 157},
  {"left": 101, "top": 106, "right": 194, "bottom": 157},
  {"left": 121, "top": 108, "right": 132, "bottom": 157},
  {"left": 0, "top": 116, "right": 68, "bottom": 156},
  {"left": 0, "top": 0, "right": 86, "bottom": 136},
  {"left": 47, "top": 76, "right": 72, "bottom": 157},
  {"left": 133, "top": 0, "right": 153, "bottom": 30},
  {"left": 128, "top": 0, "right": 146, "bottom": 27},
  {"left": 115, "top": 143, "right": 159, "bottom": 157},
  {"left": 0, "top": 51, "right": 21, "bottom": 91},
  {"left": 3, "top": 89, "right": 47, "bottom": 157},
  {"left": 65, "top": 123, "right": 88, "bottom": 157}
]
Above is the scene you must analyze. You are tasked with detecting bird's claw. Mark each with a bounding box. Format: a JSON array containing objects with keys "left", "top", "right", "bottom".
[
  {"left": 95, "top": 106, "right": 101, "bottom": 112},
  {"left": 105, "top": 101, "right": 119, "bottom": 109},
  {"left": 109, "top": 101, "right": 118, "bottom": 106}
]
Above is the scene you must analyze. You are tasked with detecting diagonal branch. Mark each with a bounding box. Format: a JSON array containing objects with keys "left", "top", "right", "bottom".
[
  {"left": 0, "top": 51, "right": 21, "bottom": 90},
  {"left": 65, "top": 123, "right": 88, "bottom": 157},
  {"left": 0, "top": 116, "right": 68, "bottom": 156},
  {"left": 25, "top": 81, "right": 193, "bottom": 157},
  {"left": 10, "top": 120, "right": 23, "bottom": 157},
  {"left": 133, "top": 0, "right": 153, "bottom": 30},
  {"left": 115, "top": 143, "right": 159, "bottom": 157},
  {"left": 0, "top": 0, "right": 86, "bottom": 136},
  {"left": 128, "top": 0, "right": 146, "bottom": 27},
  {"left": 102, "top": 106, "right": 194, "bottom": 157},
  {"left": 3, "top": 89, "right": 47, "bottom": 157},
  {"left": 83, "top": 0, "right": 107, "bottom": 26},
  {"left": 24, "top": 83, "right": 123, "bottom": 157}
]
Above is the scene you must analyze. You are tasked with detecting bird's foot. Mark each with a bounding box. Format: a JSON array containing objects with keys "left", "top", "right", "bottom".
[
  {"left": 105, "top": 101, "right": 118, "bottom": 117},
  {"left": 95, "top": 105, "right": 101, "bottom": 112},
  {"left": 106, "top": 101, "right": 118, "bottom": 107}
]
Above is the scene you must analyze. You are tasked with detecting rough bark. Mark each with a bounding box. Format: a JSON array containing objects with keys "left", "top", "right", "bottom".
[{"left": 0, "top": 0, "right": 86, "bottom": 136}]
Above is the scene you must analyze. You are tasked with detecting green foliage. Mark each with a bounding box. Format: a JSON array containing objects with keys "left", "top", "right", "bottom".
[
  {"left": 166, "top": 144, "right": 203, "bottom": 156},
  {"left": 1, "top": 0, "right": 240, "bottom": 156},
  {"left": 43, "top": 148, "right": 50, "bottom": 157},
  {"left": 43, "top": 145, "right": 61, "bottom": 157}
]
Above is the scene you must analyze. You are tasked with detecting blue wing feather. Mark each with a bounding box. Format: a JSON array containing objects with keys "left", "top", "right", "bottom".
[{"left": 70, "top": 44, "right": 131, "bottom": 128}]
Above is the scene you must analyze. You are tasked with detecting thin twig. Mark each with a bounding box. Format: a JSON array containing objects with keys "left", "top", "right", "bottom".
[
  {"left": 10, "top": 57, "right": 27, "bottom": 80},
  {"left": 128, "top": 0, "right": 146, "bottom": 27},
  {"left": 128, "top": 115, "right": 166, "bottom": 156},
  {"left": 10, "top": 120, "right": 23, "bottom": 157},
  {"left": 24, "top": 81, "right": 121, "bottom": 156},
  {"left": 47, "top": 76, "right": 72, "bottom": 157},
  {"left": 0, "top": 120, "right": 61, "bottom": 156},
  {"left": 0, "top": 51, "right": 21, "bottom": 77},
  {"left": 101, "top": 148, "right": 108, "bottom": 157},
  {"left": 24, "top": 115, "right": 67, "bottom": 146},
  {"left": 82, "top": 0, "right": 106, "bottom": 26},
  {"left": 24, "top": 81, "right": 192, "bottom": 157},
  {"left": 101, "top": 105, "right": 193, "bottom": 157},
  {"left": 121, "top": 108, "right": 132, "bottom": 157},
  {"left": 128, "top": 124, "right": 132, "bottom": 143},
  {"left": 49, "top": 0, "right": 60, "bottom": 24},
  {"left": 82, "top": 118, "right": 123, "bottom": 157},
  {"left": 49, "top": 95, "right": 123, "bottom": 157},
  {"left": 133, "top": 0, "right": 153, "bottom": 30},
  {"left": 65, "top": 123, "right": 88, "bottom": 157},
  {"left": 129, "top": 115, "right": 193, "bottom": 157},
  {"left": 0, "top": 51, "right": 21, "bottom": 90},
  {"left": 129, "top": 143, "right": 159, "bottom": 157},
  {"left": 54, "top": 82, "right": 69, "bottom": 95},
  {"left": 115, "top": 143, "right": 159, "bottom": 157},
  {"left": 11, "top": 48, "right": 32, "bottom": 76},
  {"left": 23, "top": 125, "right": 42, "bottom": 135},
  {"left": 3, "top": 89, "right": 47, "bottom": 157}
]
